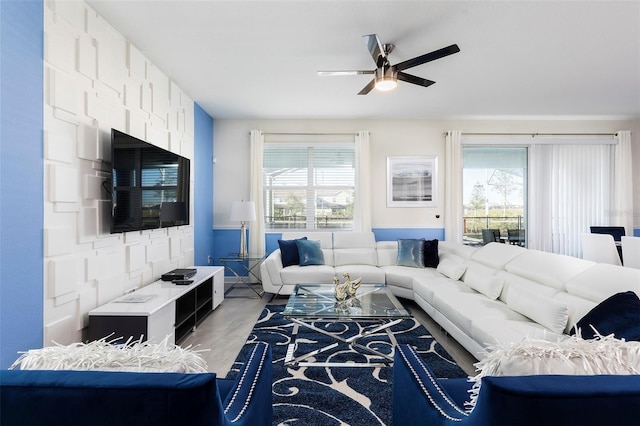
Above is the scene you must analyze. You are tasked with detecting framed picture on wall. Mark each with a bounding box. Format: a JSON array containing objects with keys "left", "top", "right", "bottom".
[{"left": 387, "top": 156, "right": 438, "bottom": 207}]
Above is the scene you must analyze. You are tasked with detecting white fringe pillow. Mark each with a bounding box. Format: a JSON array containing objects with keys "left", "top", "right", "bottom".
[
  {"left": 465, "top": 335, "right": 640, "bottom": 410},
  {"left": 9, "top": 335, "right": 209, "bottom": 373}
]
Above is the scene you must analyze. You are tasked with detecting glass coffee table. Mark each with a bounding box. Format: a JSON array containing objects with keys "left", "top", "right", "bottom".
[{"left": 282, "top": 284, "right": 411, "bottom": 367}]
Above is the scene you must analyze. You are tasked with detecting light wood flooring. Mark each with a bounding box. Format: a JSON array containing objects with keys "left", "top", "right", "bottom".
[{"left": 180, "top": 283, "right": 479, "bottom": 377}]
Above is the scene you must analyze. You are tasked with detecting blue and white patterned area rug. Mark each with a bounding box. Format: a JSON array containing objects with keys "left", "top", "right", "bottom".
[{"left": 226, "top": 304, "right": 467, "bottom": 426}]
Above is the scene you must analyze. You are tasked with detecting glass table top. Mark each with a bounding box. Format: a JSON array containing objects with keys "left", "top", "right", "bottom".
[{"left": 283, "top": 284, "right": 411, "bottom": 320}]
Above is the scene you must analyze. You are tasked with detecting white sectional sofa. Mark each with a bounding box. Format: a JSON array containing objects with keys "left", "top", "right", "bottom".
[{"left": 260, "top": 231, "right": 640, "bottom": 360}]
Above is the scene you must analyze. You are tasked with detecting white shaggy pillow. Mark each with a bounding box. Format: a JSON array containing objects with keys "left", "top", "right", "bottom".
[
  {"left": 507, "top": 285, "right": 568, "bottom": 334},
  {"left": 436, "top": 258, "right": 466, "bottom": 281},
  {"left": 466, "top": 335, "right": 640, "bottom": 410},
  {"left": 9, "top": 335, "right": 209, "bottom": 373}
]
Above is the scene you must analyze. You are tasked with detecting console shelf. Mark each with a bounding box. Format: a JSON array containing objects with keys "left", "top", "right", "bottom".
[{"left": 88, "top": 266, "right": 224, "bottom": 345}]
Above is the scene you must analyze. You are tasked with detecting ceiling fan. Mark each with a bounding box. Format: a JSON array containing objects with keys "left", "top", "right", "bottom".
[{"left": 318, "top": 34, "right": 460, "bottom": 95}]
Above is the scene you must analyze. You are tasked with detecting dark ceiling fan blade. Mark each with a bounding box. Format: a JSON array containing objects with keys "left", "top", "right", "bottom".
[
  {"left": 395, "top": 44, "right": 460, "bottom": 71},
  {"left": 362, "top": 34, "right": 386, "bottom": 67},
  {"left": 357, "top": 79, "right": 376, "bottom": 95},
  {"left": 317, "top": 70, "right": 375, "bottom": 76},
  {"left": 397, "top": 71, "right": 436, "bottom": 88}
]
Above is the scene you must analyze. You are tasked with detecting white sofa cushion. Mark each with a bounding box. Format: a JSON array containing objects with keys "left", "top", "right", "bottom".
[
  {"left": 505, "top": 249, "right": 594, "bottom": 291},
  {"left": 334, "top": 265, "right": 385, "bottom": 284},
  {"left": 383, "top": 265, "right": 437, "bottom": 290},
  {"left": 507, "top": 285, "right": 569, "bottom": 334},
  {"left": 471, "top": 318, "right": 565, "bottom": 352},
  {"left": 471, "top": 242, "right": 525, "bottom": 269},
  {"left": 334, "top": 249, "right": 377, "bottom": 267},
  {"left": 376, "top": 241, "right": 398, "bottom": 267},
  {"left": 436, "top": 258, "right": 466, "bottom": 280},
  {"left": 464, "top": 266, "right": 503, "bottom": 300},
  {"left": 498, "top": 271, "right": 558, "bottom": 304},
  {"left": 565, "top": 263, "right": 640, "bottom": 303},
  {"left": 280, "top": 264, "right": 336, "bottom": 284},
  {"left": 553, "top": 292, "right": 598, "bottom": 334},
  {"left": 414, "top": 276, "right": 472, "bottom": 305},
  {"left": 432, "top": 291, "right": 519, "bottom": 336}
]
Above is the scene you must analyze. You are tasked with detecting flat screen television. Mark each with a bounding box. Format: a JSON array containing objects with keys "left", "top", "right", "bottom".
[{"left": 110, "top": 129, "right": 190, "bottom": 233}]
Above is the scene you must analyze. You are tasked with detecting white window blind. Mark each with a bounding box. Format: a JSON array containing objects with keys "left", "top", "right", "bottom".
[{"left": 263, "top": 143, "right": 355, "bottom": 230}]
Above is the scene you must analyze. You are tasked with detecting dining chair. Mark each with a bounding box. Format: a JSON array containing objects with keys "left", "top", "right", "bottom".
[
  {"left": 589, "top": 226, "right": 625, "bottom": 241},
  {"left": 581, "top": 233, "right": 622, "bottom": 266},
  {"left": 482, "top": 229, "right": 501, "bottom": 245},
  {"left": 621, "top": 236, "right": 640, "bottom": 269}
]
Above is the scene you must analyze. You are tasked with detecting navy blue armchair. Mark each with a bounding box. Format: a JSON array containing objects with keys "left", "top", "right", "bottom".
[
  {"left": 393, "top": 344, "right": 640, "bottom": 426},
  {"left": 1, "top": 342, "right": 272, "bottom": 426}
]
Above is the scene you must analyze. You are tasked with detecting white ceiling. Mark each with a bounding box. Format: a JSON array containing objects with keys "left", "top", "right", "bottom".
[{"left": 86, "top": 0, "right": 640, "bottom": 120}]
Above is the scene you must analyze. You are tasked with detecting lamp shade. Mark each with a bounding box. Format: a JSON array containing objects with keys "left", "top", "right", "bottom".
[{"left": 230, "top": 201, "right": 256, "bottom": 222}]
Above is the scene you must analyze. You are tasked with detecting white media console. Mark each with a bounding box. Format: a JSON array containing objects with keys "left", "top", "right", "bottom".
[{"left": 88, "top": 266, "right": 224, "bottom": 344}]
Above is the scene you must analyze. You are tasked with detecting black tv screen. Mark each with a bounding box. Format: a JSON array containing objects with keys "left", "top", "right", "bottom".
[{"left": 110, "top": 129, "right": 190, "bottom": 233}]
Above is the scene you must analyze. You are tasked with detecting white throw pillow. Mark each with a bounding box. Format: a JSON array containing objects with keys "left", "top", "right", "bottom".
[
  {"left": 9, "top": 336, "right": 208, "bottom": 373},
  {"left": 465, "top": 335, "right": 640, "bottom": 410},
  {"left": 436, "top": 258, "right": 466, "bottom": 281},
  {"left": 464, "top": 269, "right": 503, "bottom": 300},
  {"left": 508, "top": 285, "right": 568, "bottom": 334}
]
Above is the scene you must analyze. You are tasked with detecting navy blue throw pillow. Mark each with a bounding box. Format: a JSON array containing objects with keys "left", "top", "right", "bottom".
[
  {"left": 278, "top": 237, "right": 307, "bottom": 267},
  {"left": 572, "top": 291, "right": 640, "bottom": 341},
  {"left": 423, "top": 239, "right": 439, "bottom": 268}
]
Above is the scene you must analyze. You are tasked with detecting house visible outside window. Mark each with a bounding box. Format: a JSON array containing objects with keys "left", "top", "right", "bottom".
[
  {"left": 263, "top": 143, "right": 355, "bottom": 230},
  {"left": 462, "top": 147, "right": 527, "bottom": 246}
]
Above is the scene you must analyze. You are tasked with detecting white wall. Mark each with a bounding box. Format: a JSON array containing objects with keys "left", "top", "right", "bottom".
[
  {"left": 43, "top": 1, "right": 195, "bottom": 346},
  {"left": 214, "top": 118, "right": 640, "bottom": 231}
]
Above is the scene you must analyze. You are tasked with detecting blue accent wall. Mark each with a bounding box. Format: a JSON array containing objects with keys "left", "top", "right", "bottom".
[
  {"left": 0, "top": 0, "right": 44, "bottom": 369},
  {"left": 193, "top": 103, "right": 214, "bottom": 265}
]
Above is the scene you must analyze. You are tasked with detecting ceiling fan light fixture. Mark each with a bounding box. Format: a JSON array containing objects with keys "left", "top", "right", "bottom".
[{"left": 374, "top": 67, "right": 397, "bottom": 91}]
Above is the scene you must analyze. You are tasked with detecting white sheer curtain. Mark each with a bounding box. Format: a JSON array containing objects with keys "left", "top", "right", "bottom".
[
  {"left": 354, "top": 130, "right": 372, "bottom": 231},
  {"left": 613, "top": 130, "right": 634, "bottom": 236},
  {"left": 527, "top": 144, "right": 554, "bottom": 252},
  {"left": 248, "top": 130, "right": 265, "bottom": 255},
  {"left": 445, "top": 130, "right": 463, "bottom": 242},
  {"left": 550, "top": 144, "right": 612, "bottom": 257}
]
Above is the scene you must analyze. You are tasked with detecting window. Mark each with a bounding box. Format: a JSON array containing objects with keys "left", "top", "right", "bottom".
[
  {"left": 462, "top": 147, "right": 527, "bottom": 246},
  {"left": 263, "top": 143, "right": 355, "bottom": 230}
]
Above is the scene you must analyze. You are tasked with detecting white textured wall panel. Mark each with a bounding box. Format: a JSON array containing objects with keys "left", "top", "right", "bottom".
[
  {"left": 126, "top": 42, "right": 146, "bottom": 78},
  {"left": 127, "top": 244, "right": 146, "bottom": 272},
  {"left": 44, "top": 316, "right": 76, "bottom": 346},
  {"left": 77, "top": 33, "right": 97, "bottom": 79},
  {"left": 44, "top": 122, "right": 75, "bottom": 163},
  {"left": 48, "top": 69, "right": 77, "bottom": 114},
  {"left": 45, "top": 20, "right": 76, "bottom": 73},
  {"left": 44, "top": 0, "right": 195, "bottom": 348},
  {"left": 77, "top": 124, "right": 99, "bottom": 161},
  {"left": 48, "top": 257, "right": 78, "bottom": 297},
  {"left": 49, "top": 165, "right": 78, "bottom": 203}
]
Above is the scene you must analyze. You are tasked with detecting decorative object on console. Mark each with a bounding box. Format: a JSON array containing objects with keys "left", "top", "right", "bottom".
[
  {"left": 571, "top": 291, "right": 640, "bottom": 341},
  {"left": 10, "top": 335, "right": 209, "bottom": 373},
  {"left": 230, "top": 200, "right": 256, "bottom": 258},
  {"left": 333, "top": 272, "right": 362, "bottom": 301}
]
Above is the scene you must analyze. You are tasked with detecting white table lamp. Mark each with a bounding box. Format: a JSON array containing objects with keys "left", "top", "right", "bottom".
[{"left": 230, "top": 201, "right": 256, "bottom": 257}]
